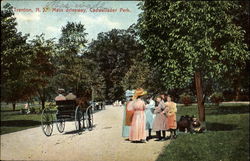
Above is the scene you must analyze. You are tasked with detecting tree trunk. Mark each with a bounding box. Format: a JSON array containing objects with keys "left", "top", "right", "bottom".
[
  {"left": 41, "top": 100, "right": 45, "bottom": 109},
  {"left": 12, "top": 103, "right": 16, "bottom": 111},
  {"left": 91, "top": 86, "right": 95, "bottom": 102},
  {"left": 235, "top": 87, "right": 240, "bottom": 101},
  {"left": 195, "top": 71, "right": 205, "bottom": 122}
]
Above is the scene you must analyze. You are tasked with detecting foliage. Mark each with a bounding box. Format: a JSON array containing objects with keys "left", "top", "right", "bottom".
[
  {"left": 55, "top": 21, "right": 105, "bottom": 100},
  {"left": 179, "top": 93, "right": 193, "bottom": 106},
  {"left": 209, "top": 92, "right": 224, "bottom": 105},
  {"left": 59, "top": 21, "right": 88, "bottom": 55},
  {"left": 26, "top": 34, "right": 57, "bottom": 108},
  {"left": 121, "top": 53, "right": 151, "bottom": 91},
  {"left": 137, "top": 1, "right": 249, "bottom": 89},
  {"left": 1, "top": 3, "right": 33, "bottom": 109},
  {"left": 137, "top": 1, "right": 250, "bottom": 121},
  {"left": 88, "top": 27, "right": 143, "bottom": 100}
]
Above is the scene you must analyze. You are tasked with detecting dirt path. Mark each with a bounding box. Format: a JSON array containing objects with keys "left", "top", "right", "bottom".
[{"left": 1, "top": 105, "right": 170, "bottom": 161}]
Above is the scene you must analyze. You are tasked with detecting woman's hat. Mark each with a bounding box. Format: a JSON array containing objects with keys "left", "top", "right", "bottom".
[{"left": 132, "top": 88, "right": 147, "bottom": 100}]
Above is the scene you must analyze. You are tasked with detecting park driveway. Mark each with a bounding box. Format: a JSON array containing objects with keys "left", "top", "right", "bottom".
[{"left": 1, "top": 105, "right": 170, "bottom": 161}]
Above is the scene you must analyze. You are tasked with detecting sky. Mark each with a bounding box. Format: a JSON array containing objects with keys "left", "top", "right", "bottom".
[{"left": 1, "top": 1, "right": 142, "bottom": 43}]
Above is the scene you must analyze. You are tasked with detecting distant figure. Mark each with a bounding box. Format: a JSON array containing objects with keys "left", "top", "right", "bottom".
[
  {"left": 119, "top": 101, "right": 122, "bottom": 107},
  {"left": 65, "top": 89, "right": 76, "bottom": 100},
  {"left": 24, "top": 103, "right": 30, "bottom": 114},
  {"left": 55, "top": 88, "right": 66, "bottom": 101}
]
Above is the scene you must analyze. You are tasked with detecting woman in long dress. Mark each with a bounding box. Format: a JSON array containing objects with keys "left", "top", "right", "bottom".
[
  {"left": 129, "top": 88, "right": 147, "bottom": 142},
  {"left": 122, "top": 90, "right": 135, "bottom": 138},
  {"left": 145, "top": 95, "right": 155, "bottom": 140}
]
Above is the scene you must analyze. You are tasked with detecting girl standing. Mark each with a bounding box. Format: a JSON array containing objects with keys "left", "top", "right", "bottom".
[
  {"left": 162, "top": 95, "right": 177, "bottom": 139},
  {"left": 145, "top": 95, "right": 155, "bottom": 141},
  {"left": 152, "top": 96, "right": 167, "bottom": 141}
]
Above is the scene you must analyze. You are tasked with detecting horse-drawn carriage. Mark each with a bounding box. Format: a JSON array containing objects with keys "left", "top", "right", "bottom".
[{"left": 41, "top": 100, "right": 94, "bottom": 136}]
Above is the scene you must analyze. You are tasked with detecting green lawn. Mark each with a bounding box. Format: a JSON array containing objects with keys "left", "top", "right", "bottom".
[
  {"left": 157, "top": 103, "right": 249, "bottom": 161},
  {"left": 0, "top": 103, "right": 48, "bottom": 135},
  {"left": 1, "top": 102, "right": 249, "bottom": 161}
]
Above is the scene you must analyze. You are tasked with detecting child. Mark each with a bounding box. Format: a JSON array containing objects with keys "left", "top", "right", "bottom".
[
  {"left": 162, "top": 95, "right": 177, "bottom": 139},
  {"left": 145, "top": 95, "right": 155, "bottom": 141},
  {"left": 152, "top": 95, "right": 167, "bottom": 141}
]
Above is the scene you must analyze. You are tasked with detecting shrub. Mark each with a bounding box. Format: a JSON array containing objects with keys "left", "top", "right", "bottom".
[
  {"left": 180, "top": 93, "right": 192, "bottom": 106},
  {"left": 210, "top": 92, "right": 224, "bottom": 105},
  {"left": 30, "top": 107, "right": 36, "bottom": 114}
]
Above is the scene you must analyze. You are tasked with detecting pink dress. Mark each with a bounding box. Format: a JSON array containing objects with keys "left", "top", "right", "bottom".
[{"left": 129, "top": 99, "right": 146, "bottom": 141}]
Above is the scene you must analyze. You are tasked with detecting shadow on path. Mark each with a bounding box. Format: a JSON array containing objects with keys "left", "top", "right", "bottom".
[
  {"left": 1, "top": 120, "right": 41, "bottom": 127},
  {"left": 63, "top": 124, "right": 97, "bottom": 135}
]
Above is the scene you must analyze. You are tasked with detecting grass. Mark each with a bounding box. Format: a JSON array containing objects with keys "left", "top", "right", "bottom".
[
  {"left": 0, "top": 102, "right": 98, "bottom": 135},
  {"left": 0, "top": 102, "right": 50, "bottom": 135},
  {"left": 157, "top": 103, "right": 249, "bottom": 161}
]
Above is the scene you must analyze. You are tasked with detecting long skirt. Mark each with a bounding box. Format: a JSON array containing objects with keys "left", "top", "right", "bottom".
[
  {"left": 145, "top": 109, "right": 154, "bottom": 130},
  {"left": 129, "top": 111, "right": 146, "bottom": 141},
  {"left": 152, "top": 113, "right": 167, "bottom": 131},
  {"left": 166, "top": 113, "right": 177, "bottom": 130},
  {"left": 122, "top": 105, "right": 131, "bottom": 137}
]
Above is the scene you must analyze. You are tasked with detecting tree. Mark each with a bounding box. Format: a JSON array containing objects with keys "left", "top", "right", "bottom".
[
  {"left": 56, "top": 22, "right": 88, "bottom": 92},
  {"left": 88, "top": 28, "right": 143, "bottom": 100},
  {"left": 137, "top": 1, "right": 250, "bottom": 124},
  {"left": 1, "top": 3, "right": 32, "bottom": 110},
  {"left": 56, "top": 22, "right": 104, "bottom": 100},
  {"left": 220, "top": 1, "right": 250, "bottom": 100},
  {"left": 28, "top": 34, "right": 56, "bottom": 109},
  {"left": 59, "top": 21, "right": 88, "bottom": 55}
]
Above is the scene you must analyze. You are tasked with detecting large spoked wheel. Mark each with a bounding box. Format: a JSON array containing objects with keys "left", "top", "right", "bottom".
[
  {"left": 85, "top": 106, "right": 94, "bottom": 131},
  {"left": 56, "top": 118, "right": 65, "bottom": 133},
  {"left": 75, "top": 106, "right": 84, "bottom": 134},
  {"left": 41, "top": 107, "right": 54, "bottom": 136}
]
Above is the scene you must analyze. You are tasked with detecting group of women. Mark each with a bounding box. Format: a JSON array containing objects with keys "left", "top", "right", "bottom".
[{"left": 122, "top": 88, "right": 177, "bottom": 143}]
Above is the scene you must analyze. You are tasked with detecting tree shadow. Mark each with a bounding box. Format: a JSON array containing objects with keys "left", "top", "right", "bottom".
[
  {"left": 1, "top": 109, "right": 20, "bottom": 112},
  {"left": 0, "top": 120, "right": 41, "bottom": 127},
  {"left": 207, "top": 105, "right": 249, "bottom": 115},
  {"left": 206, "top": 122, "right": 238, "bottom": 131}
]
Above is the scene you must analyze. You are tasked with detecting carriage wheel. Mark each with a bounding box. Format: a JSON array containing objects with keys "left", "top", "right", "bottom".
[
  {"left": 86, "top": 106, "right": 94, "bottom": 130},
  {"left": 56, "top": 119, "right": 65, "bottom": 133},
  {"left": 75, "top": 106, "right": 84, "bottom": 133},
  {"left": 41, "top": 107, "right": 54, "bottom": 136}
]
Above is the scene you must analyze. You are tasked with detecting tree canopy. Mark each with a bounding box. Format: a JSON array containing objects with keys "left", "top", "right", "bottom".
[
  {"left": 88, "top": 27, "right": 143, "bottom": 100},
  {"left": 137, "top": 1, "right": 250, "bottom": 122},
  {"left": 1, "top": 3, "right": 32, "bottom": 109}
]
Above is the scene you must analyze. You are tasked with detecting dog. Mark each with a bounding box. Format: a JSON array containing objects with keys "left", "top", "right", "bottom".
[{"left": 177, "top": 115, "right": 194, "bottom": 132}]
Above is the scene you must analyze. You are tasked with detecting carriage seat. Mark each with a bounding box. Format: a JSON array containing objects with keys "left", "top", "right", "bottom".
[{"left": 56, "top": 100, "right": 77, "bottom": 110}]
